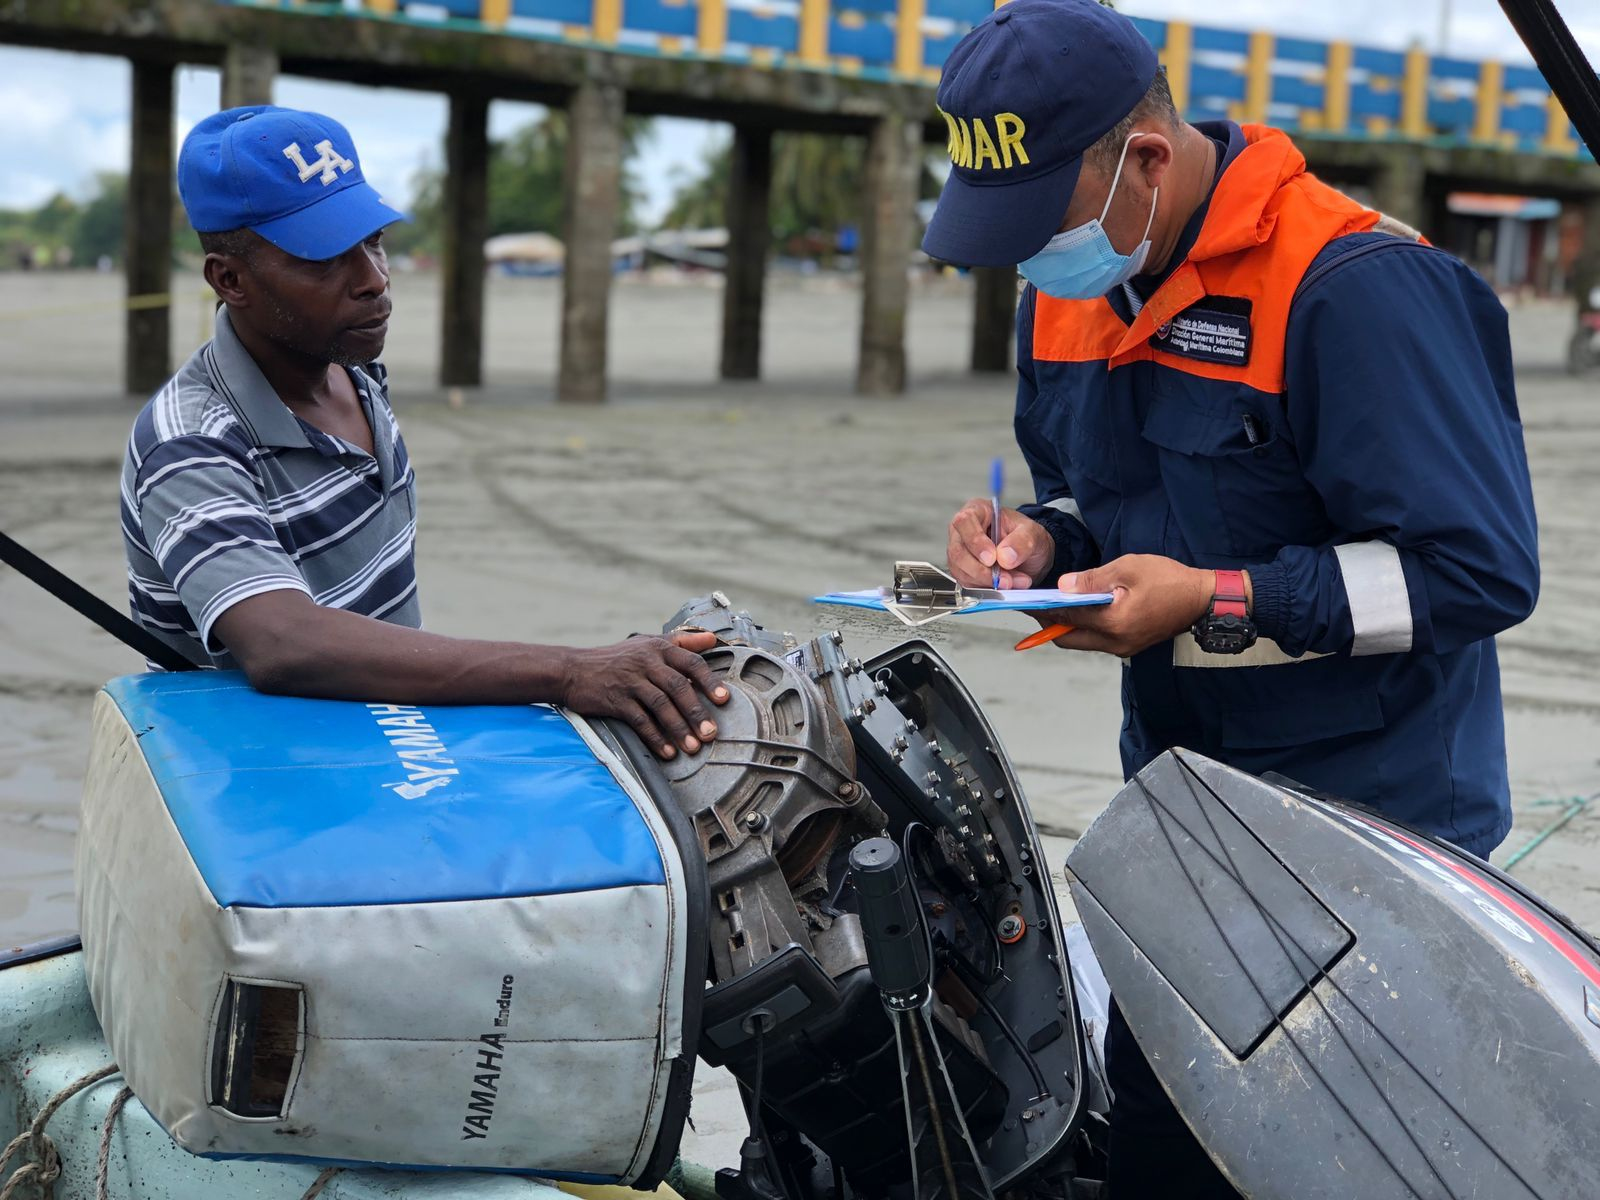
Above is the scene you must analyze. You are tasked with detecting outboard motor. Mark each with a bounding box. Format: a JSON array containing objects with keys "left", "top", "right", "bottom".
[
  {"left": 621, "top": 596, "right": 1095, "bottom": 1200},
  {"left": 71, "top": 593, "right": 1600, "bottom": 1199}
]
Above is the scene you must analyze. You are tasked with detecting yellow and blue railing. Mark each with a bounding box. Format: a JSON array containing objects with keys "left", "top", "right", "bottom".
[{"left": 227, "top": 1, "right": 1590, "bottom": 159}]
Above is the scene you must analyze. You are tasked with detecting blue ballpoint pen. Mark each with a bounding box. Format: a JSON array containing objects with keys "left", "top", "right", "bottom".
[{"left": 989, "top": 457, "right": 1004, "bottom": 590}]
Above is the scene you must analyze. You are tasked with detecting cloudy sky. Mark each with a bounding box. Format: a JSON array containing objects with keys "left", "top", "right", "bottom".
[{"left": 1, "top": 0, "right": 1596, "bottom": 225}]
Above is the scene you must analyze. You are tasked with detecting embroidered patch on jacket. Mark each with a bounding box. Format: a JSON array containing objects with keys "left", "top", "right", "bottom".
[{"left": 1154, "top": 300, "right": 1252, "bottom": 367}]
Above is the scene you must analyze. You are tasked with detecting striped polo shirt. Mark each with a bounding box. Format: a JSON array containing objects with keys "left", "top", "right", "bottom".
[{"left": 122, "top": 306, "right": 420, "bottom": 669}]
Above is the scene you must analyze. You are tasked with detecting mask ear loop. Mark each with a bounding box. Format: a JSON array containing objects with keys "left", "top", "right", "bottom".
[{"left": 1100, "top": 132, "right": 1160, "bottom": 244}]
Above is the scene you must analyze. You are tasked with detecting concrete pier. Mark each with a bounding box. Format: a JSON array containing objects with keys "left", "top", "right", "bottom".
[
  {"left": 125, "top": 60, "right": 173, "bottom": 398},
  {"left": 559, "top": 79, "right": 626, "bottom": 405},
  {"left": 221, "top": 42, "right": 277, "bottom": 108},
  {"left": 856, "top": 114, "right": 920, "bottom": 396},
  {"left": 970, "top": 267, "right": 1017, "bottom": 374},
  {"left": 439, "top": 92, "right": 490, "bottom": 389},
  {"left": 719, "top": 125, "right": 773, "bottom": 381}
]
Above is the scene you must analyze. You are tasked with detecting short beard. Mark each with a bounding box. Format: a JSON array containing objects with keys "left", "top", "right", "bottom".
[
  {"left": 324, "top": 336, "right": 383, "bottom": 369},
  {"left": 256, "top": 287, "right": 379, "bottom": 369}
]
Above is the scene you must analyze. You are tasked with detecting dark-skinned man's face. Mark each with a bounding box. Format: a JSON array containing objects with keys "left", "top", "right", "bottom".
[{"left": 223, "top": 230, "right": 392, "bottom": 368}]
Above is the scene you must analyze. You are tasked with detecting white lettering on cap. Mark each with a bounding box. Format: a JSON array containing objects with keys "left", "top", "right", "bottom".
[{"left": 283, "top": 139, "right": 355, "bottom": 186}]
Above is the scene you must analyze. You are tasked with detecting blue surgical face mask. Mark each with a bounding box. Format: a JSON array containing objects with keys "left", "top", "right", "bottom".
[{"left": 1018, "top": 134, "right": 1159, "bottom": 301}]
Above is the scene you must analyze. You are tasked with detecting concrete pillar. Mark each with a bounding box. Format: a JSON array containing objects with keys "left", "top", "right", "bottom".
[
  {"left": 720, "top": 125, "right": 773, "bottom": 381},
  {"left": 126, "top": 60, "right": 173, "bottom": 397},
  {"left": 221, "top": 43, "right": 278, "bottom": 108},
  {"left": 1370, "top": 149, "right": 1427, "bottom": 234},
  {"left": 856, "top": 113, "right": 920, "bottom": 396},
  {"left": 439, "top": 92, "right": 489, "bottom": 389},
  {"left": 1573, "top": 196, "right": 1600, "bottom": 309},
  {"left": 970, "top": 266, "right": 1016, "bottom": 373},
  {"left": 559, "top": 79, "right": 626, "bottom": 404}
]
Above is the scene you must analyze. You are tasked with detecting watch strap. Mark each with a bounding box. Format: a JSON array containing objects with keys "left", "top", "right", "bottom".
[{"left": 1211, "top": 569, "right": 1248, "bottom": 620}]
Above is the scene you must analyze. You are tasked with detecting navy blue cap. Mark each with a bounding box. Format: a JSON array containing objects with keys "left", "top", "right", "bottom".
[
  {"left": 179, "top": 106, "right": 407, "bottom": 261},
  {"left": 922, "top": 0, "right": 1158, "bottom": 268}
]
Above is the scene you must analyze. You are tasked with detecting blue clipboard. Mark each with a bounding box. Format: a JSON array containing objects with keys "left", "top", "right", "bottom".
[{"left": 813, "top": 561, "right": 1113, "bottom": 628}]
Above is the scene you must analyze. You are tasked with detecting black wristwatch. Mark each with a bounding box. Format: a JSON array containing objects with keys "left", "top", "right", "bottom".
[{"left": 1191, "top": 569, "right": 1258, "bottom": 655}]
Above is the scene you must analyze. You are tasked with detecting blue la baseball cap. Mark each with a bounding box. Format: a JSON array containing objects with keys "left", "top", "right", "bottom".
[
  {"left": 922, "top": 0, "right": 1158, "bottom": 268},
  {"left": 179, "top": 106, "right": 407, "bottom": 261}
]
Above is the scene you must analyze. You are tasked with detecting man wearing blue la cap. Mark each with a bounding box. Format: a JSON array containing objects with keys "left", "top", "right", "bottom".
[
  {"left": 929, "top": 0, "right": 1538, "bottom": 1196},
  {"left": 121, "top": 105, "right": 731, "bottom": 761}
]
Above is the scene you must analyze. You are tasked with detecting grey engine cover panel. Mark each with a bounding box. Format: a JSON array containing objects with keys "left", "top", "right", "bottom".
[{"left": 1067, "top": 749, "right": 1600, "bottom": 1200}]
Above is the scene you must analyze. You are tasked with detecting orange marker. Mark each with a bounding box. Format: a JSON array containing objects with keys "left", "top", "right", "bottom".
[{"left": 1014, "top": 624, "right": 1073, "bottom": 651}]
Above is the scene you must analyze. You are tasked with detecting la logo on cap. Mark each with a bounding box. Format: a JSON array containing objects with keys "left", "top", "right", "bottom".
[
  {"left": 939, "top": 107, "right": 1029, "bottom": 172},
  {"left": 283, "top": 139, "right": 355, "bottom": 187}
]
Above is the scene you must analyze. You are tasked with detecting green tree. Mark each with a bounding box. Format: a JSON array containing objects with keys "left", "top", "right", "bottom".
[
  {"left": 72, "top": 172, "right": 127, "bottom": 265},
  {"left": 397, "top": 111, "right": 653, "bottom": 256},
  {"left": 659, "top": 133, "right": 944, "bottom": 247}
]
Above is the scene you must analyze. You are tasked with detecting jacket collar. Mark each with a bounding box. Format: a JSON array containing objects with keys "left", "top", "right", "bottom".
[{"left": 1111, "top": 125, "right": 1305, "bottom": 357}]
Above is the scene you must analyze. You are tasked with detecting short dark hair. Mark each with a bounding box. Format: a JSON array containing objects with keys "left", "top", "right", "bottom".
[
  {"left": 197, "top": 227, "right": 261, "bottom": 260},
  {"left": 1084, "top": 70, "right": 1180, "bottom": 174}
]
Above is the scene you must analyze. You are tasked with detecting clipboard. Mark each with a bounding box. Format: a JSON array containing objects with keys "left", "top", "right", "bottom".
[{"left": 814, "top": 561, "right": 1114, "bottom": 628}]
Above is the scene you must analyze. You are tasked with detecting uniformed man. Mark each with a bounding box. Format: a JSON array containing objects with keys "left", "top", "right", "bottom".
[
  {"left": 123, "top": 106, "right": 728, "bottom": 759},
  {"left": 925, "top": 2, "right": 1540, "bottom": 1196}
]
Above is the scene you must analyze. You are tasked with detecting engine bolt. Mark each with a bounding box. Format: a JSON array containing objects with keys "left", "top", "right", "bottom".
[
  {"left": 744, "top": 811, "right": 769, "bottom": 832},
  {"left": 837, "top": 782, "right": 858, "bottom": 800},
  {"left": 997, "top": 913, "right": 1026, "bottom": 944},
  {"left": 830, "top": 630, "right": 845, "bottom": 646},
  {"left": 956, "top": 804, "right": 971, "bottom": 817}
]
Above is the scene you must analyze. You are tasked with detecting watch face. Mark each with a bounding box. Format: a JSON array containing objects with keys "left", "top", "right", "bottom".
[{"left": 1196, "top": 613, "right": 1258, "bottom": 655}]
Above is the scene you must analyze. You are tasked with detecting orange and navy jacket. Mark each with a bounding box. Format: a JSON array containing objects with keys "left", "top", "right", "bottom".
[{"left": 1015, "top": 122, "right": 1538, "bottom": 855}]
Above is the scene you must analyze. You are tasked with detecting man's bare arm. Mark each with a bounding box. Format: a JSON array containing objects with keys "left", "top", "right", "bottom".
[{"left": 213, "top": 590, "right": 729, "bottom": 760}]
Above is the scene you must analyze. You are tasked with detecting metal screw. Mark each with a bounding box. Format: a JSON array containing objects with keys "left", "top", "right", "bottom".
[
  {"left": 862, "top": 698, "right": 876, "bottom": 714},
  {"left": 830, "top": 630, "right": 845, "bottom": 646},
  {"left": 837, "top": 782, "right": 858, "bottom": 800},
  {"left": 926, "top": 771, "right": 941, "bottom": 786},
  {"left": 958, "top": 825, "right": 972, "bottom": 837},
  {"left": 903, "top": 718, "right": 918, "bottom": 734},
  {"left": 893, "top": 735, "right": 908, "bottom": 751},
  {"left": 997, "top": 914, "right": 1025, "bottom": 941},
  {"left": 956, "top": 804, "right": 971, "bottom": 818},
  {"left": 744, "top": 811, "right": 769, "bottom": 832}
]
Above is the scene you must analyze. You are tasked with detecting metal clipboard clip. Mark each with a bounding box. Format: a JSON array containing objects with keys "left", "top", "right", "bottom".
[{"left": 882, "top": 561, "right": 1004, "bottom": 627}]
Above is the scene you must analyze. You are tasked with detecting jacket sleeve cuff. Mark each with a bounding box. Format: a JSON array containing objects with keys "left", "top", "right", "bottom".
[
  {"left": 1019, "top": 503, "right": 1095, "bottom": 581},
  {"left": 1247, "top": 560, "right": 1292, "bottom": 648}
]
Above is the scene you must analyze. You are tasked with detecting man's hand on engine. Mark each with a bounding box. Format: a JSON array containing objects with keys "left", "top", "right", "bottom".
[
  {"left": 1034, "top": 555, "right": 1218, "bottom": 657},
  {"left": 559, "top": 631, "right": 730, "bottom": 760},
  {"left": 947, "top": 500, "right": 1055, "bottom": 590}
]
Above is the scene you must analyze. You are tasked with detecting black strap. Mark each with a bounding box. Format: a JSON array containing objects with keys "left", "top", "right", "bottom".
[
  {"left": 0, "top": 529, "right": 200, "bottom": 673},
  {"left": 1497, "top": 0, "right": 1600, "bottom": 157}
]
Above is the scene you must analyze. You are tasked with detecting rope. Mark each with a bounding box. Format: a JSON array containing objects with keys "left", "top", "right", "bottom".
[
  {"left": 1, "top": 1064, "right": 341, "bottom": 1200},
  {"left": 0, "top": 1063, "right": 120, "bottom": 1200},
  {"left": 94, "top": 1087, "right": 133, "bottom": 1200},
  {"left": 1503, "top": 792, "right": 1597, "bottom": 871},
  {"left": 300, "top": 1166, "right": 344, "bottom": 1199}
]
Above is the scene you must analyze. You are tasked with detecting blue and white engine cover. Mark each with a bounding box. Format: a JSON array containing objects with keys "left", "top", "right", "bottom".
[{"left": 75, "top": 673, "right": 701, "bottom": 1179}]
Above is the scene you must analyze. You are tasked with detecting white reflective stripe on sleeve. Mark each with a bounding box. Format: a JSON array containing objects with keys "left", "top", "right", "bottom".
[
  {"left": 1335, "top": 541, "right": 1414, "bottom": 656},
  {"left": 1172, "top": 632, "right": 1328, "bottom": 668},
  {"left": 1045, "top": 496, "right": 1086, "bottom": 524}
]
